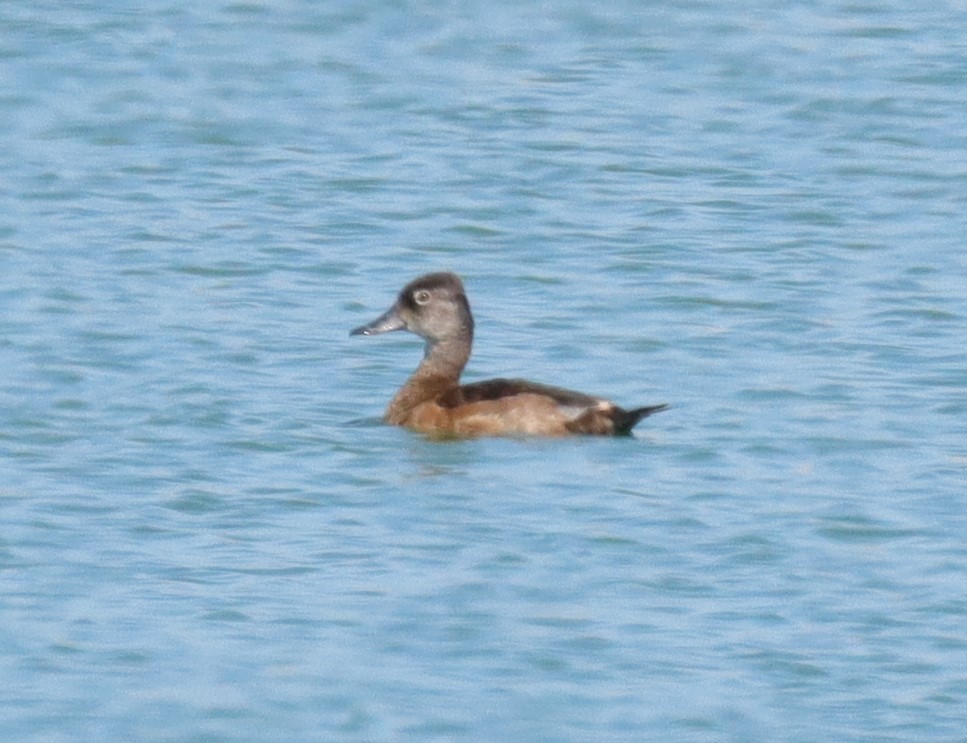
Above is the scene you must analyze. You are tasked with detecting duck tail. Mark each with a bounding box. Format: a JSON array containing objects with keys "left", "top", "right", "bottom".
[{"left": 613, "top": 403, "right": 670, "bottom": 435}]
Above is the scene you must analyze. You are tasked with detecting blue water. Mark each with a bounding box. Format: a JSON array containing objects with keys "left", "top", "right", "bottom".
[{"left": 2, "top": 2, "right": 966, "bottom": 741}]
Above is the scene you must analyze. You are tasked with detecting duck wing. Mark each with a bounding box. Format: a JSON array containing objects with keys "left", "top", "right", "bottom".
[{"left": 438, "top": 378, "right": 605, "bottom": 409}]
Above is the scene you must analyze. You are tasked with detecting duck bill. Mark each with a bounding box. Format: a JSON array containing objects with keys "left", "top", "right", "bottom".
[{"left": 350, "top": 305, "right": 406, "bottom": 336}]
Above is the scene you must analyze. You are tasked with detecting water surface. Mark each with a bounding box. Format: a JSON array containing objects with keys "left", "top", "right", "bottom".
[{"left": 2, "top": 2, "right": 966, "bottom": 741}]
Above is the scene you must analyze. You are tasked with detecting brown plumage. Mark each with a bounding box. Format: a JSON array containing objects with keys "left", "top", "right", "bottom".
[{"left": 350, "top": 272, "right": 668, "bottom": 437}]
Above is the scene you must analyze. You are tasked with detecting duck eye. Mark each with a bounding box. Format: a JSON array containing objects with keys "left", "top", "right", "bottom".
[{"left": 413, "top": 290, "right": 431, "bottom": 305}]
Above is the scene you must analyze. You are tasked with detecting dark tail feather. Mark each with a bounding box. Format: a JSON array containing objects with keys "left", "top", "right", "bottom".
[{"left": 613, "top": 403, "right": 670, "bottom": 435}]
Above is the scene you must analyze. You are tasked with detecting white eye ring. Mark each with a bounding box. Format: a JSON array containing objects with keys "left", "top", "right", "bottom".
[{"left": 414, "top": 290, "right": 431, "bottom": 305}]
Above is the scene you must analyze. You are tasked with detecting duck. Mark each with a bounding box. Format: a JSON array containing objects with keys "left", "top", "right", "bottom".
[{"left": 350, "top": 272, "right": 668, "bottom": 437}]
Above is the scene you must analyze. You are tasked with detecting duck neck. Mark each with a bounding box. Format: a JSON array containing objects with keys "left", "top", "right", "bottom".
[{"left": 385, "top": 336, "right": 470, "bottom": 424}]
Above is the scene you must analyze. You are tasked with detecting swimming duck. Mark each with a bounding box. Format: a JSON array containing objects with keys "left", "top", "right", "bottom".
[{"left": 350, "top": 272, "right": 668, "bottom": 437}]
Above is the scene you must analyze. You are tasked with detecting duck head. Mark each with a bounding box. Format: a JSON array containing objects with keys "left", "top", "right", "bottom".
[{"left": 350, "top": 272, "right": 475, "bottom": 347}]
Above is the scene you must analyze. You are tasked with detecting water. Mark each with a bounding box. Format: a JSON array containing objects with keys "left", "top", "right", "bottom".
[{"left": 2, "top": 1, "right": 966, "bottom": 741}]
